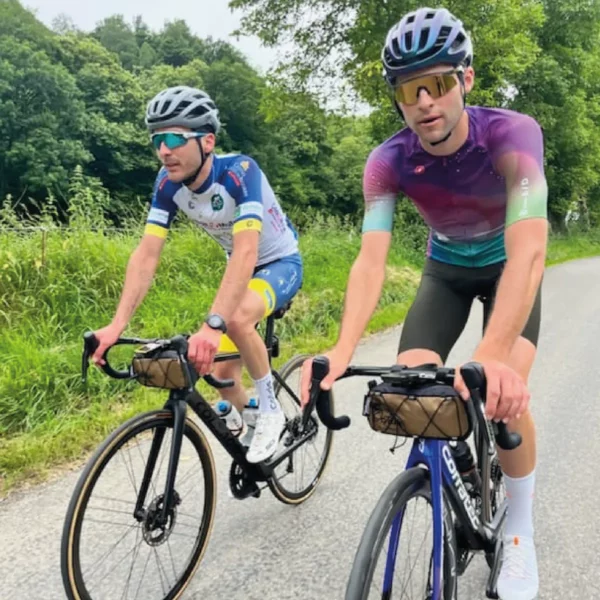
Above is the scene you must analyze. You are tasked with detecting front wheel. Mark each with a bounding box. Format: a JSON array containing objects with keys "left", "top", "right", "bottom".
[
  {"left": 61, "top": 409, "right": 216, "bottom": 600},
  {"left": 346, "top": 467, "right": 457, "bottom": 600}
]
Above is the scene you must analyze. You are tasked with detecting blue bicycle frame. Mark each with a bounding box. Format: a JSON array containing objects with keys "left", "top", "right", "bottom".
[{"left": 381, "top": 435, "right": 498, "bottom": 600}]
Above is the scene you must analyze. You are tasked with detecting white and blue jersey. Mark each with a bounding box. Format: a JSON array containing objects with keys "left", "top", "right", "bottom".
[{"left": 145, "top": 153, "right": 299, "bottom": 267}]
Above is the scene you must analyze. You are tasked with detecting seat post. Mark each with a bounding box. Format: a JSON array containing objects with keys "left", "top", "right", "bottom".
[{"left": 264, "top": 314, "right": 275, "bottom": 350}]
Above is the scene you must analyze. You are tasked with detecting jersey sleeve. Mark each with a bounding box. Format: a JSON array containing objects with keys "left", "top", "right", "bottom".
[
  {"left": 144, "top": 168, "right": 178, "bottom": 239},
  {"left": 361, "top": 146, "right": 399, "bottom": 233},
  {"left": 223, "top": 156, "right": 264, "bottom": 235},
  {"left": 489, "top": 114, "right": 548, "bottom": 227}
]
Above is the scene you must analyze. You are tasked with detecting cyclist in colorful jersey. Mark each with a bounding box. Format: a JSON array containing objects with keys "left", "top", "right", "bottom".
[
  {"left": 92, "top": 86, "right": 303, "bottom": 464},
  {"left": 302, "top": 8, "right": 547, "bottom": 599}
]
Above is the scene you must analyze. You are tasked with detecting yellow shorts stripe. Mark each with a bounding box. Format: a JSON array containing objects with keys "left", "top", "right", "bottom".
[
  {"left": 217, "top": 334, "right": 239, "bottom": 354},
  {"left": 144, "top": 224, "right": 168, "bottom": 239},
  {"left": 233, "top": 218, "right": 262, "bottom": 234},
  {"left": 248, "top": 277, "right": 277, "bottom": 318}
]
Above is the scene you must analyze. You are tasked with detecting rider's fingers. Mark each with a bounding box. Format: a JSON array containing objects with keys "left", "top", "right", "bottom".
[{"left": 300, "top": 358, "right": 313, "bottom": 407}]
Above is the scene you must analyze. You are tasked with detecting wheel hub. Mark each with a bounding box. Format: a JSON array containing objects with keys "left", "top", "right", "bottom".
[{"left": 143, "top": 494, "right": 179, "bottom": 546}]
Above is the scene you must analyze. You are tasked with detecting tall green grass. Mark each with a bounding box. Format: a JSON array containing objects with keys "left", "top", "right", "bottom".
[
  {"left": 0, "top": 200, "right": 424, "bottom": 494},
  {"left": 1, "top": 193, "right": 598, "bottom": 495}
]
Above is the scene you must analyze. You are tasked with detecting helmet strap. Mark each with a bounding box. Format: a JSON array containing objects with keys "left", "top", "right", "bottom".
[{"left": 182, "top": 138, "right": 211, "bottom": 187}]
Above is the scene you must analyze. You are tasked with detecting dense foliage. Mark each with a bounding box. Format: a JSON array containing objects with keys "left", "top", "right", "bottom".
[
  {"left": 232, "top": 0, "right": 600, "bottom": 226},
  {"left": 0, "top": 0, "right": 373, "bottom": 227}
]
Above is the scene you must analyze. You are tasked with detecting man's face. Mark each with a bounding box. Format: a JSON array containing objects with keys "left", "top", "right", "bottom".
[
  {"left": 395, "top": 65, "right": 474, "bottom": 145},
  {"left": 152, "top": 126, "right": 215, "bottom": 182}
]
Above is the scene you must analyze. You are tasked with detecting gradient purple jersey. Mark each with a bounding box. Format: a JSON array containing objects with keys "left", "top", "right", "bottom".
[{"left": 362, "top": 107, "right": 548, "bottom": 266}]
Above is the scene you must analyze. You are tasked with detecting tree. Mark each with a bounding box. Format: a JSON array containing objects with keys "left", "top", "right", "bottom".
[
  {"left": 0, "top": 36, "right": 90, "bottom": 203},
  {"left": 55, "top": 34, "right": 155, "bottom": 202},
  {"left": 202, "top": 61, "right": 268, "bottom": 156},
  {"left": 51, "top": 14, "right": 78, "bottom": 35},
  {"left": 138, "top": 41, "right": 158, "bottom": 69},
  {"left": 156, "top": 20, "right": 199, "bottom": 67},
  {"left": 93, "top": 15, "right": 140, "bottom": 70},
  {"left": 230, "top": 0, "right": 600, "bottom": 226}
]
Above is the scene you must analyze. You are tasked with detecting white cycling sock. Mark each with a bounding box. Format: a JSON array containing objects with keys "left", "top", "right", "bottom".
[
  {"left": 504, "top": 470, "right": 535, "bottom": 538},
  {"left": 253, "top": 373, "right": 280, "bottom": 414}
]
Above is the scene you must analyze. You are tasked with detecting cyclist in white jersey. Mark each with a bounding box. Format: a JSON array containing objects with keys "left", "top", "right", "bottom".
[{"left": 92, "top": 86, "right": 303, "bottom": 463}]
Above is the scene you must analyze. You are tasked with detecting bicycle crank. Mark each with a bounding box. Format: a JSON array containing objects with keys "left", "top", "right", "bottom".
[{"left": 229, "top": 461, "right": 262, "bottom": 500}]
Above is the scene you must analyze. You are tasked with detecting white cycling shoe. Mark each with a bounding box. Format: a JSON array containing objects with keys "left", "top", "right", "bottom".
[
  {"left": 497, "top": 535, "right": 539, "bottom": 600},
  {"left": 245, "top": 410, "right": 285, "bottom": 464}
]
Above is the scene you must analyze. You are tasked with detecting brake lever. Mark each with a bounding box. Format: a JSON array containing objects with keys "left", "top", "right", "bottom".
[{"left": 460, "top": 361, "right": 522, "bottom": 451}]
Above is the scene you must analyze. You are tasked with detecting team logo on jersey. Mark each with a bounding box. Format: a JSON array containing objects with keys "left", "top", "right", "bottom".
[
  {"left": 211, "top": 194, "right": 224, "bottom": 211},
  {"left": 241, "top": 161, "right": 250, "bottom": 171},
  {"left": 414, "top": 165, "right": 425, "bottom": 175}
]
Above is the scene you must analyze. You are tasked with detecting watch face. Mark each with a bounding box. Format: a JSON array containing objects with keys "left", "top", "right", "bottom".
[{"left": 207, "top": 315, "right": 224, "bottom": 330}]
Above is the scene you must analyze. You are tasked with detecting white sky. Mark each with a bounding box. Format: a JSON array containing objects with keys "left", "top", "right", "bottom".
[{"left": 23, "top": 0, "right": 278, "bottom": 74}]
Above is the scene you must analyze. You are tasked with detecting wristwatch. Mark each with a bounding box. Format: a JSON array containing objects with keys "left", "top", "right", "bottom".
[{"left": 205, "top": 313, "right": 227, "bottom": 334}]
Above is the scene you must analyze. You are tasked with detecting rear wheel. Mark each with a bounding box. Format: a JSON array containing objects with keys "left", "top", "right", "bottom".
[{"left": 268, "top": 354, "right": 333, "bottom": 505}]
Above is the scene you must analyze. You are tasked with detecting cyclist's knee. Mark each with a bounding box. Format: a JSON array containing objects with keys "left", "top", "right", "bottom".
[
  {"left": 227, "top": 298, "right": 264, "bottom": 340},
  {"left": 397, "top": 348, "right": 443, "bottom": 367}
]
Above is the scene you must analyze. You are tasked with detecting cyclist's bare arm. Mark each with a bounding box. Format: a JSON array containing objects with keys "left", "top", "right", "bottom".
[
  {"left": 92, "top": 234, "right": 165, "bottom": 363},
  {"left": 301, "top": 148, "right": 399, "bottom": 402},
  {"left": 477, "top": 141, "right": 548, "bottom": 361},
  {"left": 334, "top": 231, "right": 392, "bottom": 361},
  {"left": 301, "top": 231, "right": 391, "bottom": 403}
]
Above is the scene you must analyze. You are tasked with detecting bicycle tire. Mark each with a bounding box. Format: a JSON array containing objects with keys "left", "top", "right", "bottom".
[
  {"left": 345, "top": 467, "right": 457, "bottom": 600},
  {"left": 61, "top": 409, "right": 216, "bottom": 600},
  {"left": 268, "top": 354, "right": 334, "bottom": 505}
]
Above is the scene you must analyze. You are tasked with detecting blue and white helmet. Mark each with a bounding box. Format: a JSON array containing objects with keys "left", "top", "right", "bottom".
[{"left": 382, "top": 7, "right": 473, "bottom": 84}]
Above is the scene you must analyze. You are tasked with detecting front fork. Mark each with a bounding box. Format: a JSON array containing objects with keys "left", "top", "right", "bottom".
[{"left": 134, "top": 395, "right": 187, "bottom": 525}]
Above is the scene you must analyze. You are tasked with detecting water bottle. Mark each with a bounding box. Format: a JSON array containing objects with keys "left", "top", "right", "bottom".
[
  {"left": 240, "top": 397, "right": 259, "bottom": 447},
  {"left": 242, "top": 397, "right": 259, "bottom": 428},
  {"left": 215, "top": 400, "right": 246, "bottom": 438},
  {"left": 450, "top": 440, "right": 482, "bottom": 496}
]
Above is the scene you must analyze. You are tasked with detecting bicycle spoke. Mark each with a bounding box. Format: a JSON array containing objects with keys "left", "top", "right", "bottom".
[
  {"left": 177, "top": 510, "right": 202, "bottom": 525},
  {"left": 93, "top": 496, "right": 136, "bottom": 507},
  {"left": 397, "top": 500, "right": 433, "bottom": 598},
  {"left": 166, "top": 536, "right": 178, "bottom": 582},
  {"left": 87, "top": 529, "right": 144, "bottom": 594},
  {"left": 169, "top": 529, "right": 203, "bottom": 540},
  {"left": 175, "top": 463, "right": 199, "bottom": 490},
  {"left": 83, "top": 524, "right": 138, "bottom": 582},
  {"left": 120, "top": 440, "right": 140, "bottom": 497},
  {"left": 85, "top": 517, "right": 138, "bottom": 529},
  {"left": 153, "top": 546, "right": 170, "bottom": 596},
  {"left": 133, "top": 546, "right": 153, "bottom": 600},
  {"left": 121, "top": 527, "right": 142, "bottom": 600},
  {"left": 88, "top": 505, "right": 138, "bottom": 517}
]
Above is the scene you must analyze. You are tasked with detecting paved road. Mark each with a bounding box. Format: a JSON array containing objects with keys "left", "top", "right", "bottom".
[{"left": 2, "top": 257, "right": 600, "bottom": 599}]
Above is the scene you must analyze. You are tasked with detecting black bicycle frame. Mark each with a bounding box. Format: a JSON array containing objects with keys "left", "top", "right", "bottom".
[{"left": 129, "top": 312, "right": 325, "bottom": 523}]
